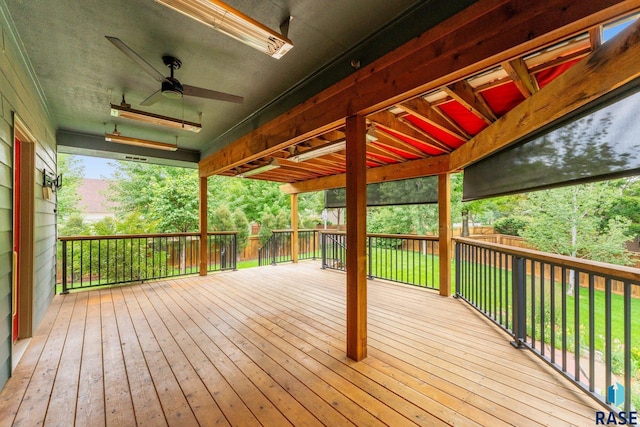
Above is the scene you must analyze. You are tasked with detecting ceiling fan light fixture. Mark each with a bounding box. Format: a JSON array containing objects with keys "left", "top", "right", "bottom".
[
  {"left": 153, "top": 0, "right": 293, "bottom": 59},
  {"left": 110, "top": 103, "right": 202, "bottom": 133},
  {"left": 105, "top": 132, "right": 179, "bottom": 152}
]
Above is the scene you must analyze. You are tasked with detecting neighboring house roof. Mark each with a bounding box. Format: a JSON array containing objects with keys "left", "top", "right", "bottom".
[{"left": 76, "top": 178, "right": 118, "bottom": 216}]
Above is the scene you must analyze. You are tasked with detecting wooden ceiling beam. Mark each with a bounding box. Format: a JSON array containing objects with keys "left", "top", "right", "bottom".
[
  {"left": 368, "top": 111, "right": 441, "bottom": 156},
  {"left": 200, "top": 0, "right": 639, "bottom": 177},
  {"left": 281, "top": 155, "right": 451, "bottom": 194},
  {"left": 284, "top": 159, "right": 344, "bottom": 174},
  {"left": 590, "top": 26, "right": 603, "bottom": 51},
  {"left": 364, "top": 141, "right": 404, "bottom": 162},
  {"left": 372, "top": 131, "right": 426, "bottom": 157},
  {"left": 502, "top": 58, "right": 537, "bottom": 98},
  {"left": 393, "top": 119, "right": 454, "bottom": 153},
  {"left": 397, "top": 98, "right": 470, "bottom": 139},
  {"left": 443, "top": 80, "right": 497, "bottom": 124},
  {"left": 451, "top": 17, "right": 640, "bottom": 171},
  {"left": 526, "top": 49, "right": 590, "bottom": 74},
  {"left": 369, "top": 110, "right": 439, "bottom": 144}
]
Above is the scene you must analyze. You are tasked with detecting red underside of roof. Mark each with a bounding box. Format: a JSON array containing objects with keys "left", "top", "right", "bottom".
[
  {"left": 438, "top": 101, "right": 488, "bottom": 135},
  {"left": 380, "top": 127, "right": 446, "bottom": 155},
  {"left": 535, "top": 57, "right": 582, "bottom": 89},
  {"left": 480, "top": 82, "right": 526, "bottom": 116},
  {"left": 403, "top": 115, "right": 464, "bottom": 149}
]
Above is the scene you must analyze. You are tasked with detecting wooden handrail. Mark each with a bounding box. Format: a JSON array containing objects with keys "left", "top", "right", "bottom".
[
  {"left": 271, "top": 229, "right": 319, "bottom": 233},
  {"left": 454, "top": 237, "right": 640, "bottom": 283},
  {"left": 318, "top": 230, "right": 439, "bottom": 241},
  {"left": 59, "top": 231, "right": 239, "bottom": 241}
]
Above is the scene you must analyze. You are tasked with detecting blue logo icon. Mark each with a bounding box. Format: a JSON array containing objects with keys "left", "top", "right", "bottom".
[{"left": 608, "top": 382, "right": 625, "bottom": 406}]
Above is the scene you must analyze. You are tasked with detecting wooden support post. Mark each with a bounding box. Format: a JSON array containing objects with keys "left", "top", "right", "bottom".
[
  {"left": 291, "top": 193, "right": 299, "bottom": 263},
  {"left": 345, "top": 114, "right": 367, "bottom": 361},
  {"left": 199, "top": 176, "right": 208, "bottom": 276},
  {"left": 438, "top": 173, "right": 451, "bottom": 296}
]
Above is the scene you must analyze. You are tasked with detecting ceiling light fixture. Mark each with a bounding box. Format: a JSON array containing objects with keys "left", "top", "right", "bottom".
[
  {"left": 153, "top": 0, "right": 293, "bottom": 59},
  {"left": 289, "top": 133, "right": 377, "bottom": 162},
  {"left": 237, "top": 158, "right": 280, "bottom": 177},
  {"left": 110, "top": 102, "right": 202, "bottom": 133},
  {"left": 105, "top": 125, "right": 178, "bottom": 151},
  {"left": 289, "top": 141, "right": 346, "bottom": 162}
]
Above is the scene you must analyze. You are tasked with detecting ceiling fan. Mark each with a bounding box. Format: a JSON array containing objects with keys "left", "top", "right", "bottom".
[{"left": 106, "top": 36, "right": 244, "bottom": 106}]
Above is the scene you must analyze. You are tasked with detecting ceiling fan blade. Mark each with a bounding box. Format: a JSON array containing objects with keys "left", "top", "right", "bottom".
[
  {"left": 140, "top": 89, "right": 163, "bottom": 106},
  {"left": 183, "top": 85, "right": 244, "bottom": 104},
  {"left": 105, "top": 36, "right": 166, "bottom": 83}
]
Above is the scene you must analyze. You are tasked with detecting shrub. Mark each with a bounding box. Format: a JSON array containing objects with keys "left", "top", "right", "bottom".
[{"left": 493, "top": 216, "right": 531, "bottom": 236}]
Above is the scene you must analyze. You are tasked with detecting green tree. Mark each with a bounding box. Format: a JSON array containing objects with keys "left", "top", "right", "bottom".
[
  {"left": 367, "top": 206, "right": 414, "bottom": 234},
  {"left": 520, "top": 182, "right": 632, "bottom": 293},
  {"left": 210, "top": 205, "right": 234, "bottom": 231},
  {"left": 604, "top": 177, "right": 640, "bottom": 237},
  {"left": 493, "top": 216, "right": 531, "bottom": 236},
  {"left": 59, "top": 214, "right": 90, "bottom": 236},
  {"left": 56, "top": 154, "right": 84, "bottom": 231},
  {"left": 233, "top": 209, "right": 249, "bottom": 256},
  {"left": 108, "top": 163, "right": 200, "bottom": 233},
  {"left": 209, "top": 177, "right": 290, "bottom": 222},
  {"left": 258, "top": 212, "right": 276, "bottom": 244}
]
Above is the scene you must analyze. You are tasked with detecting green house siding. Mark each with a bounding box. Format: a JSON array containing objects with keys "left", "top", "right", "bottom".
[{"left": 0, "top": 2, "right": 58, "bottom": 390}]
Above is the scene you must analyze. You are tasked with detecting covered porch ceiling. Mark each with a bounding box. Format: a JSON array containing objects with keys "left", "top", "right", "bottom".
[{"left": 197, "top": 1, "right": 640, "bottom": 194}]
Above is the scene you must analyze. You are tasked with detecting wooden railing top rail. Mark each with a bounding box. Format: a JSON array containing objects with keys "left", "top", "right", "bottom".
[
  {"left": 455, "top": 237, "right": 640, "bottom": 283},
  {"left": 271, "top": 229, "right": 319, "bottom": 233},
  {"left": 318, "top": 230, "right": 439, "bottom": 241},
  {"left": 59, "top": 231, "right": 239, "bottom": 241}
]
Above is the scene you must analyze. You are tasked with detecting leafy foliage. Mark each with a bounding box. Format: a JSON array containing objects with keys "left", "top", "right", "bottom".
[
  {"left": 519, "top": 182, "right": 633, "bottom": 265},
  {"left": 493, "top": 216, "right": 531, "bottom": 236},
  {"left": 233, "top": 209, "right": 249, "bottom": 254},
  {"left": 258, "top": 213, "right": 276, "bottom": 245},
  {"left": 56, "top": 154, "right": 85, "bottom": 234}
]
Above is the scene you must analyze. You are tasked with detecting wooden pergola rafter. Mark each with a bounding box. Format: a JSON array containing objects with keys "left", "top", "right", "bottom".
[{"left": 198, "top": 0, "right": 640, "bottom": 361}]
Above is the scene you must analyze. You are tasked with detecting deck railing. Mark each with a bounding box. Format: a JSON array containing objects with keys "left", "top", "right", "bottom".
[
  {"left": 58, "top": 232, "right": 237, "bottom": 293},
  {"left": 257, "top": 229, "right": 318, "bottom": 266},
  {"left": 454, "top": 237, "right": 640, "bottom": 413},
  {"left": 320, "top": 231, "right": 440, "bottom": 289}
]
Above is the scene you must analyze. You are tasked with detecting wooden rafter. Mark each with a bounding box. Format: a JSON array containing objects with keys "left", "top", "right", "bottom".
[
  {"left": 281, "top": 155, "right": 450, "bottom": 194},
  {"left": 394, "top": 119, "right": 455, "bottom": 154},
  {"left": 372, "top": 131, "right": 426, "bottom": 157},
  {"left": 451, "top": 17, "right": 640, "bottom": 170},
  {"left": 369, "top": 108, "right": 455, "bottom": 154},
  {"left": 369, "top": 110, "right": 444, "bottom": 146},
  {"left": 526, "top": 50, "right": 591, "bottom": 74},
  {"left": 284, "top": 158, "right": 344, "bottom": 175},
  {"left": 199, "top": 0, "right": 636, "bottom": 178},
  {"left": 397, "top": 98, "right": 470, "bottom": 140},
  {"left": 590, "top": 26, "right": 603, "bottom": 51},
  {"left": 502, "top": 58, "right": 537, "bottom": 98},
  {"left": 364, "top": 143, "right": 403, "bottom": 162},
  {"left": 443, "top": 80, "right": 497, "bottom": 124}
]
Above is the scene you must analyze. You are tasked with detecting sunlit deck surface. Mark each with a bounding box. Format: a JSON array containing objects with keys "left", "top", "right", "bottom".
[{"left": 0, "top": 262, "right": 601, "bottom": 426}]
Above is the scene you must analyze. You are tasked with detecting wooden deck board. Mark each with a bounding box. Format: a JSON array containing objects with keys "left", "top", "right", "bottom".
[{"left": 0, "top": 262, "right": 602, "bottom": 426}]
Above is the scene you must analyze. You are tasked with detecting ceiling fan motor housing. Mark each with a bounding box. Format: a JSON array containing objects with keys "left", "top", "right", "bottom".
[{"left": 162, "top": 77, "right": 183, "bottom": 99}]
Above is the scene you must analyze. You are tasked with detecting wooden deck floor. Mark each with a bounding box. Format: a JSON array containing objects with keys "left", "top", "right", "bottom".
[{"left": 0, "top": 262, "right": 601, "bottom": 426}]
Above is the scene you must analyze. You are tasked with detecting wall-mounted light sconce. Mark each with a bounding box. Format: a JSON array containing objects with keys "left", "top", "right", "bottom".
[
  {"left": 43, "top": 169, "right": 63, "bottom": 192},
  {"left": 42, "top": 169, "right": 62, "bottom": 200}
]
